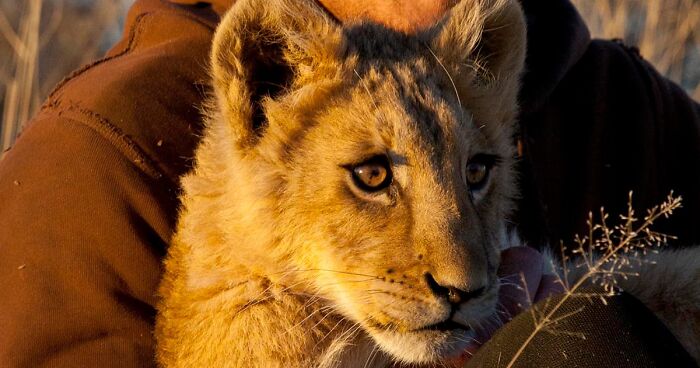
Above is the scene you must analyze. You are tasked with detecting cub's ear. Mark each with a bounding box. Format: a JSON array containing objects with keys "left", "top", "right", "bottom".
[
  {"left": 430, "top": 0, "right": 526, "bottom": 127},
  {"left": 210, "top": 0, "right": 341, "bottom": 147}
]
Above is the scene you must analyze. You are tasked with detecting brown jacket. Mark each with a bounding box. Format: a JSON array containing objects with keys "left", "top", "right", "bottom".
[{"left": 0, "top": 0, "right": 698, "bottom": 366}]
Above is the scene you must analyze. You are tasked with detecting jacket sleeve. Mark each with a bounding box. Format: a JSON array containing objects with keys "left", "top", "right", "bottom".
[
  {"left": 0, "top": 113, "right": 172, "bottom": 367},
  {"left": 0, "top": 0, "right": 217, "bottom": 366}
]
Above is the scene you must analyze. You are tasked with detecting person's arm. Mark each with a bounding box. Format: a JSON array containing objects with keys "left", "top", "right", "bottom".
[
  {"left": 317, "top": 0, "right": 453, "bottom": 33},
  {"left": 0, "top": 0, "right": 217, "bottom": 366},
  {"left": 0, "top": 113, "right": 170, "bottom": 367}
]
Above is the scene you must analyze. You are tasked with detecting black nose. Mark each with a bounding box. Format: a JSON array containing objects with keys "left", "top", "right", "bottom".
[{"left": 424, "top": 272, "right": 485, "bottom": 305}]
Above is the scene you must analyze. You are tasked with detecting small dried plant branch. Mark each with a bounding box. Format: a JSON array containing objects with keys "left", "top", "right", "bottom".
[
  {"left": 1, "top": 0, "right": 123, "bottom": 156},
  {"left": 505, "top": 191, "right": 682, "bottom": 368}
]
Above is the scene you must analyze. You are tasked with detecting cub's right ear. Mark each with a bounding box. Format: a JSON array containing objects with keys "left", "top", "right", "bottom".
[
  {"left": 430, "top": 0, "right": 526, "bottom": 129},
  {"left": 210, "top": 0, "right": 342, "bottom": 147}
]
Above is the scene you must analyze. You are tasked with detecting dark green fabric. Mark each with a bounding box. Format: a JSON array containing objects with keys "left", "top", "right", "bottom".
[{"left": 467, "top": 289, "right": 698, "bottom": 367}]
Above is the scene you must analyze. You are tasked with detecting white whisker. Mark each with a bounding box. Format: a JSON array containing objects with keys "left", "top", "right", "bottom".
[{"left": 426, "top": 44, "right": 462, "bottom": 108}]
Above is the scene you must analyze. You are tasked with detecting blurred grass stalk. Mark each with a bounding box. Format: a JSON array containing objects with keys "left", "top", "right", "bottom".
[{"left": 1, "top": 0, "right": 41, "bottom": 153}]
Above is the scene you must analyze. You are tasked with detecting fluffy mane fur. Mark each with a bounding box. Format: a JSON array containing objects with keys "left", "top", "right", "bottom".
[
  {"left": 622, "top": 248, "right": 700, "bottom": 360},
  {"left": 154, "top": 0, "right": 700, "bottom": 366}
]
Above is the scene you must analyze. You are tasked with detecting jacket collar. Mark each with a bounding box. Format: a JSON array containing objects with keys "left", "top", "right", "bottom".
[{"left": 518, "top": 0, "right": 591, "bottom": 113}]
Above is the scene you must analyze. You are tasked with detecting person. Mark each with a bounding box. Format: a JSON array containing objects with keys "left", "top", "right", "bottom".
[{"left": 0, "top": 0, "right": 698, "bottom": 366}]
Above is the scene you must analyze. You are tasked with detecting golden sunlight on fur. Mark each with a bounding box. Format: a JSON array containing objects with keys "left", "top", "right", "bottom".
[
  {"left": 154, "top": 0, "right": 700, "bottom": 365},
  {"left": 618, "top": 248, "right": 700, "bottom": 361},
  {"left": 155, "top": 0, "right": 527, "bottom": 366}
]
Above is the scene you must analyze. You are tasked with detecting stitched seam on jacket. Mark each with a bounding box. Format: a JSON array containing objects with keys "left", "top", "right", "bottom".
[
  {"left": 43, "top": 13, "right": 149, "bottom": 107},
  {"left": 38, "top": 13, "right": 169, "bottom": 182},
  {"left": 57, "top": 103, "right": 169, "bottom": 183},
  {"left": 40, "top": 7, "right": 215, "bottom": 186},
  {"left": 44, "top": 6, "right": 215, "bottom": 107}
]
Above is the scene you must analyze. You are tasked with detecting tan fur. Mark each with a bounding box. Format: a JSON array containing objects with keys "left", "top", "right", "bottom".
[
  {"left": 155, "top": 0, "right": 527, "bottom": 366},
  {"left": 617, "top": 247, "right": 700, "bottom": 361}
]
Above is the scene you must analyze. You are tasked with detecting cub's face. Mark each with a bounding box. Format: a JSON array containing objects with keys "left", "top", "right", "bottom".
[
  {"left": 211, "top": 0, "right": 525, "bottom": 363},
  {"left": 261, "top": 57, "right": 513, "bottom": 363}
]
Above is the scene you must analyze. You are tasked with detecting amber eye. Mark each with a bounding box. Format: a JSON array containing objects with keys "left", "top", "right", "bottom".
[
  {"left": 466, "top": 154, "right": 498, "bottom": 192},
  {"left": 466, "top": 162, "right": 487, "bottom": 186},
  {"left": 351, "top": 157, "right": 392, "bottom": 192}
]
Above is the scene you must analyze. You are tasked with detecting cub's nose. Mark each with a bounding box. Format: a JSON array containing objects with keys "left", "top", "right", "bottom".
[{"left": 424, "top": 272, "right": 485, "bottom": 306}]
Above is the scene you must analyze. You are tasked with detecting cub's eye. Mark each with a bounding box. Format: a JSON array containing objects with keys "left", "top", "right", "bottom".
[
  {"left": 351, "top": 156, "right": 392, "bottom": 192},
  {"left": 466, "top": 162, "right": 487, "bottom": 186},
  {"left": 466, "top": 154, "right": 498, "bottom": 192}
]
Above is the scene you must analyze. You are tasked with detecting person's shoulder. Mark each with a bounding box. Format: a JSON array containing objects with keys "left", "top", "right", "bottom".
[{"left": 38, "top": 0, "right": 220, "bottom": 182}]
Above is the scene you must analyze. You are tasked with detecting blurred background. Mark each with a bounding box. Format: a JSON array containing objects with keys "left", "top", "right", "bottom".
[
  {"left": 0, "top": 0, "right": 699, "bottom": 154},
  {"left": 0, "top": 0, "right": 133, "bottom": 154}
]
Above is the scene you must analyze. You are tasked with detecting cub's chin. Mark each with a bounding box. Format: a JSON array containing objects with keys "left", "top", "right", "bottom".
[
  {"left": 353, "top": 285, "right": 500, "bottom": 364},
  {"left": 368, "top": 324, "right": 476, "bottom": 364}
]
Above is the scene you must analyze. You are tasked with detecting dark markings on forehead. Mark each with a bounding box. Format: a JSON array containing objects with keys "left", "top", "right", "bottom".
[
  {"left": 342, "top": 23, "right": 426, "bottom": 62},
  {"left": 398, "top": 63, "right": 449, "bottom": 139},
  {"left": 341, "top": 22, "right": 462, "bottom": 156},
  {"left": 384, "top": 62, "right": 455, "bottom": 166},
  {"left": 276, "top": 21, "right": 463, "bottom": 169}
]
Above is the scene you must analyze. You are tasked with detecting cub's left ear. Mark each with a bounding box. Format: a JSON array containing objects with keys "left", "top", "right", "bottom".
[{"left": 430, "top": 0, "right": 526, "bottom": 127}]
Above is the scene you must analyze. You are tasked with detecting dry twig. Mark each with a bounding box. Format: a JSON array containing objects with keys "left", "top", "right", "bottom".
[{"left": 505, "top": 191, "right": 682, "bottom": 368}]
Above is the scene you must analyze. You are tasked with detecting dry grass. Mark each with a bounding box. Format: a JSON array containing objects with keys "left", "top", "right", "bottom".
[
  {"left": 0, "top": 0, "right": 698, "bottom": 155},
  {"left": 0, "top": 0, "right": 41, "bottom": 153}
]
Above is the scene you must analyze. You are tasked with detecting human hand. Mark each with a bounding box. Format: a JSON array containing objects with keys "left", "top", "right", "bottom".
[
  {"left": 316, "top": 0, "right": 455, "bottom": 33},
  {"left": 447, "top": 246, "right": 565, "bottom": 367}
]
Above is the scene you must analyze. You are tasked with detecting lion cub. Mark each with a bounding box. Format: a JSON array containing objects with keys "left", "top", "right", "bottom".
[{"left": 155, "top": 0, "right": 526, "bottom": 366}]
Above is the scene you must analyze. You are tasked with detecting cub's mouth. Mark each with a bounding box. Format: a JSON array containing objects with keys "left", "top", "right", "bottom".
[
  {"left": 365, "top": 316, "right": 471, "bottom": 333},
  {"left": 418, "top": 319, "right": 470, "bottom": 332},
  {"left": 364, "top": 316, "right": 478, "bottom": 363},
  {"left": 358, "top": 283, "right": 499, "bottom": 364}
]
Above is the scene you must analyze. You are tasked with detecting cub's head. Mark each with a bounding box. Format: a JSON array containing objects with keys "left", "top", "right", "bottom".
[{"left": 207, "top": 0, "right": 525, "bottom": 363}]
